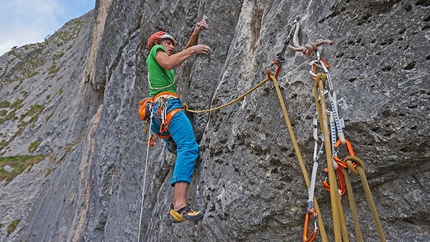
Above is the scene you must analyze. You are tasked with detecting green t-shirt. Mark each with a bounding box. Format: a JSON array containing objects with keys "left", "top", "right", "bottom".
[{"left": 146, "top": 45, "right": 176, "bottom": 97}]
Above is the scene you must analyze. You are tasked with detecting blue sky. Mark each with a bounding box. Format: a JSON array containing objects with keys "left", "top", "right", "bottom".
[{"left": 0, "top": 0, "right": 95, "bottom": 56}]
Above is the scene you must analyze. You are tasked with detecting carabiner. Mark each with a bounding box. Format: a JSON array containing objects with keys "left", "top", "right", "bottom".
[
  {"left": 267, "top": 60, "right": 281, "bottom": 80},
  {"left": 303, "top": 204, "right": 318, "bottom": 242},
  {"left": 334, "top": 139, "right": 355, "bottom": 156},
  {"left": 310, "top": 59, "right": 329, "bottom": 81},
  {"left": 146, "top": 135, "right": 155, "bottom": 147},
  {"left": 333, "top": 139, "right": 357, "bottom": 169},
  {"left": 322, "top": 166, "right": 347, "bottom": 196},
  {"left": 323, "top": 139, "right": 355, "bottom": 196}
]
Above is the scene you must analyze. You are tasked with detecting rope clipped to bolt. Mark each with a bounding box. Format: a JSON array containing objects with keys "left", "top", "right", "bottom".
[
  {"left": 289, "top": 24, "right": 386, "bottom": 242},
  {"left": 183, "top": 77, "right": 272, "bottom": 113},
  {"left": 287, "top": 21, "right": 334, "bottom": 56}
]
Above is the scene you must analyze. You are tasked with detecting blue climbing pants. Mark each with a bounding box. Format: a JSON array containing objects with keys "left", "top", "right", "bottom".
[{"left": 151, "top": 98, "right": 199, "bottom": 186}]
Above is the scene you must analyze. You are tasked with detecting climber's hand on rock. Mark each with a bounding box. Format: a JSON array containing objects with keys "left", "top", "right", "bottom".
[
  {"left": 194, "top": 19, "right": 209, "bottom": 34},
  {"left": 192, "top": 44, "right": 211, "bottom": 55}
]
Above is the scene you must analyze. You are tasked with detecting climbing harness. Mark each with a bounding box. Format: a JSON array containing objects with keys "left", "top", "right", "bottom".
[
  {"left": 139, "top": 91, "right": 182, "bottom": 142},
  {"left": 138, "top": 97, "right": 154, "bottom": 121},
  {"left": 154, "top": 92, "right": 182, "bottom": 135}
]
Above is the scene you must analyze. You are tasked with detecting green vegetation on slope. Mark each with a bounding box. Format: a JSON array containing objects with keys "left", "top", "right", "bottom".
[
  {"left": 6, "top": 219, "right": 21, "bottom": 235},
  {"left": 0, "top": 155, "right": 46, "bottom": 185}
]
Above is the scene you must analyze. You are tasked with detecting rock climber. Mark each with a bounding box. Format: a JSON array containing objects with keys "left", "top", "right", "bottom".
[{"left": 145, "top": 18, "right": 210, "bottom": 222}]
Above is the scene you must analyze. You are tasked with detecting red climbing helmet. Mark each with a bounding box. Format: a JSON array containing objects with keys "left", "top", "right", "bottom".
[{"left": 146, "top": 31, "right": 175, "bottom": 50}]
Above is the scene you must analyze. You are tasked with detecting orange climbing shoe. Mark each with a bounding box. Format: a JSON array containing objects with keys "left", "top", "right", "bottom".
[{"left": 169, "top": 204, "right": 204, "bottom": 223}]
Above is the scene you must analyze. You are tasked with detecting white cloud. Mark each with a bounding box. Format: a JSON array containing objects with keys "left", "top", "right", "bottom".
[
  {"left": 0, "top": 0, "right": 64, "bottom": 56},
  {"left": 0, "top": 0, "right": 94, "bottom": 56}
]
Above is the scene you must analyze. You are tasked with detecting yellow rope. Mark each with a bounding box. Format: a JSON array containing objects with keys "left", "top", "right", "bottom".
[
  {"left": 271, "top": 75, "right": 328, "bottom": 242},
  {"left": 345, "top": 156, "right": 386, "bottom": 242},
  {"left": 183, "top": 77, "right": 271, "bottom": 113},
  {"left": 313, "top": 74, "right": 344, "bottom": 242},
  {"left": 343, "top": 169, "right": 364, "bottom": 242}
]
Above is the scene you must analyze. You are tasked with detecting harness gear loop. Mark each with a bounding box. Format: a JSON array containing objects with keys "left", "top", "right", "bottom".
[
  {"left": 140, "top": 100, "right": 156, "bottom": 147},
  {"left": 160, "top": 108, "right": 182, "bottom": 133}
]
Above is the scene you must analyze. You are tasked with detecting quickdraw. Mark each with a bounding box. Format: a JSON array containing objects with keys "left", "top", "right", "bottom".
[
  {"left": 306, "top": 49, "right": 349, "bottom": 197},
  {"left": 146, "top": 135, "right": 155, "bottom": 147},
  {"left": 267, "top": 16, "right": 299, "bottom": 79},
  {"left": 303, "top": 116, "right": 324, "bottom": 242}
]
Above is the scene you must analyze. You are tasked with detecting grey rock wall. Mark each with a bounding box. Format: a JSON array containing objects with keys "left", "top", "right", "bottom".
[{"left": 0, "top": 0, "right": 429, "bottom": 241}]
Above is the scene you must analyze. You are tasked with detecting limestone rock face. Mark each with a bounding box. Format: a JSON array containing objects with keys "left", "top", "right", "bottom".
[{"left": 0, "top": 0, "right": 429, "bottom": 241}]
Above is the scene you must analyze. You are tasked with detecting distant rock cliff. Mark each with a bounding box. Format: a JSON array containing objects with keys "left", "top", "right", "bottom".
[{"left": 0, "top": 0, "right": 429, "bottom": 241}]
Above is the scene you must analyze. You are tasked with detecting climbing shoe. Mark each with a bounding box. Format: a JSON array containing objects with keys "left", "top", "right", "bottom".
[{"left": 169, "top": 204, "right": 204, "bottom": 223}]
